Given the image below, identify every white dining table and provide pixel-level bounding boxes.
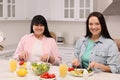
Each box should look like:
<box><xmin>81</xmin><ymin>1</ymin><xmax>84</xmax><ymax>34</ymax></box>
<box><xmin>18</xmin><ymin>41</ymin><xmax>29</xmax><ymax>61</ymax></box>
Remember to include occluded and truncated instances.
<box><xmin>0</xmin><ymin>59</ymin><xmax>120</xmax><ymax>80</ymax></box>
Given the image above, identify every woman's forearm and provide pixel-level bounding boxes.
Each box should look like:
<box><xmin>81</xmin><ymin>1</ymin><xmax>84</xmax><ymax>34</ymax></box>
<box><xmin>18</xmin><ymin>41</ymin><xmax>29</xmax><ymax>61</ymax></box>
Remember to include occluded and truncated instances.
<box><xmin>99</xmin><ymin>64</ymin><xmax>111</xmax><ymax>72</ymax></box>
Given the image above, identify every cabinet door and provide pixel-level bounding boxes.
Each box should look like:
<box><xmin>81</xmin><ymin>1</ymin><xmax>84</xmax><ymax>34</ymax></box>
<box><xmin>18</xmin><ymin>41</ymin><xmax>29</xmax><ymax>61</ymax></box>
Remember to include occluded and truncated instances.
<box><xmin>35</xmin><ymin>0</ymin><xmax>50</xmax><ymax>20</ymax></box>
<box><xmin>64</xmin><ymin>0</ymin><xmax>93</xmax><ymax>21</ymax></box>
<box><xmin>0</xmin><ymin>0</ymin><xmax>15</xmax><ymax>20</ymax></box>
<box><xmin>0</xmin><ymin>0</ymin><xmax>4</xmax><ymax>19</ymax></box>
<box><xmin>59</xmin><ymin>48</ymin><xmax>75</xmax><ymax>64</ymax></box>
<box><xmin>50</xmin><ymin>0</ymin><xmax>93</xmax><ymax>21</ymax></box>
<box><xmin>24</xmin><ymin>0</ymin><xmax>36</xmax><ymax>20</ymax></box>
<box><xmin>6</xmin><ymin>0</ymin><xmax>15</xmax><ymax>20</ymax></box>
<box><xmin>50</xmin><ymin>0</ymin><xmax>64</xmax><ymax>21</ymax></box>
<box><xmin>0</xmin><ymin>0</ymin><xmax>25</xmax><ymax>20</ymax></box>
<box><xmin>77</xmin><ymin>0</ymin><xmax>93</xmax><ymax>21</ymax></box>
<box><xmin>64</xmin><ymin>0</ymin><xmax>75</xmax><ymax>21</ymax></box>
<box><xmin>24</xmin><ymin>0</ymin><xmax>50</xmax><ymax>20</ymax></box>
<box><xmin>15</xmin><ymin>0</ymin><xmax>25</xmax><ymax>20</ymax></box>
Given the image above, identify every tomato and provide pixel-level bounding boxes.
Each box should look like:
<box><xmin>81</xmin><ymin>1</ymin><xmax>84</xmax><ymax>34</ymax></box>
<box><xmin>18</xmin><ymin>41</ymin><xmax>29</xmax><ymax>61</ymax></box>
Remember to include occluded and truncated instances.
<box><xmin>68</xmin><ymin>67</ymin><xmax>74</xmax><ymax>72</ymax></box>
<box><xmin>40</xmin><ymin>75</ymin><xmax>44</xmax><ymax>78</ymax></box>
<box><xmin>19</xmin><ymin>61</ymin><xmax>24</xmax><ymax>65</ymax></box>
<box><xmin>45</xmin><ymin>72</ymin><xmax>49</xmax><ymax>77</ymax></box>
<box><xmin>40</xmin><ymin>72</ymin><xmax>56</xmax><ymax>79</ymax></box>
<box><xmin>43</xmin><ymin>75</ymin><xmax>49</xmax><ymax>79</ymax></box>
<box><xmin>50</xmin><ymin>74</ymin><xmax>56</xmax><ymax>78</ymax></box>
<box><xmin>40</xmin><ymin>74</ymin><xmax>48</xmax><ymax>78</ymax></box>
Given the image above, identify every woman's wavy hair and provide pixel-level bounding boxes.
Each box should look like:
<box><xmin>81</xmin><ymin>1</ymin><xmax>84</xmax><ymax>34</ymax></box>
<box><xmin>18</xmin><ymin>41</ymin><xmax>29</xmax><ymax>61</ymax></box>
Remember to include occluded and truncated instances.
<box><xmin>30</xmin><ymin>15</ymin><xmax>52</xmax><ymax>37</ymax></box>
<box><xmin>85</xmin><ymin>12</ymin><xmax>112</xmax><ymax>39</ymax></box>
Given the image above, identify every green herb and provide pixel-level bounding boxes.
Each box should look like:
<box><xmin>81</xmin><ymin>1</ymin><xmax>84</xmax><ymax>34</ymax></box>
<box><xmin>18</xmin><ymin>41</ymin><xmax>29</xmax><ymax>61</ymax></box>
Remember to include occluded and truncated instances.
<box><xmin>87</xmin><ymin>69</ymin><xmax>92</xmax><ymax>73</ymax></box>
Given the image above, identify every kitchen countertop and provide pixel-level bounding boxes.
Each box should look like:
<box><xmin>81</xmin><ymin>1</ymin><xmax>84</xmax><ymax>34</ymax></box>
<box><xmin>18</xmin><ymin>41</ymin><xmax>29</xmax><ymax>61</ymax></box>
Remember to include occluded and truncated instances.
<box><xmin>0</xmin><ymin>44</ymin><xmax>17</xmax><ymax>56</ymax></box>
<box><xmin>1</xmin><ymin>59</ymin><xmax>120</xmax><ymax>80</ymax></box>
<box><xmin>58</xmin><ymin>44</ymin><xmax>75</xmax><ymax>49</ymax></box>
<box><xmin>0</xmin><ymin>43</ymin><xmax>75</xmax><ymax>56</ymax></box>
<box><xmin>0</xmin><ymin>43</ymin><xmax>75</xmax><ymax>62</ymax></box>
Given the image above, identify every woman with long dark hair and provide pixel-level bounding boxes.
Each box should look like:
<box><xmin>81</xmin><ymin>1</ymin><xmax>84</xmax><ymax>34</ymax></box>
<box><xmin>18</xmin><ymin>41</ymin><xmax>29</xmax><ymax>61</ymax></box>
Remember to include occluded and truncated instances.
<box><xmin>72</xmin><ymin>12</ymin><xmax>120</xmax><ymax>73</ymax></box>
<box><xmin>14</xmin><ymin>15</ymin><xmax>61</xmax><ymax>65</ymax></box>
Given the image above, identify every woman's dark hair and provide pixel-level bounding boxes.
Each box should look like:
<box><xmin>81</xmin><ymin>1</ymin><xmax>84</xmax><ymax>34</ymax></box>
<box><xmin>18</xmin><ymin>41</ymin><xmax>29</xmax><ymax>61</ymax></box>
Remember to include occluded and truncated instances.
<box><xmin>85</xmin><ymin>12</ymin><xmax>112</xmax><ymax>39</ymax></box>
<box><xmin>30</xmin><ymin>15</ymin><xmax>52</xmax><ymax>37</ymax></box>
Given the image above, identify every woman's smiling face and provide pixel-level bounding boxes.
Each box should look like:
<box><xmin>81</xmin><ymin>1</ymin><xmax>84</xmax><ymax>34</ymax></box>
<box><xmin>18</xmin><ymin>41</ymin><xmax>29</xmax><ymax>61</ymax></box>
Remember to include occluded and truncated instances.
<box><xmin>33</xmin><ymin>24</ymin><xmax>45</xmax><ymax>36</ymax></box>
<box><xmin>89</xmin><ymin>16</ymin><xmax>101</xmax><ymax>37</ymax></box>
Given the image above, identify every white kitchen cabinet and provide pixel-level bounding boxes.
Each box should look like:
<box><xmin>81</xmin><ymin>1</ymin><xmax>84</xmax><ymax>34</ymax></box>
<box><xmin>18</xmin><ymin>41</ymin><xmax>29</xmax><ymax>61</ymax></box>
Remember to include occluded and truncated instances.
<box><xmin>0</xmin><ymin>0</ymin><xmax>4</xmax><ymax>19</ymax></box>
<box><xmin>64</xmin><ymin>0</ymin><xmax>93</xmax><ymax>21</ymax></box>
<box><xmin>24</xmin><ymin>0</ymin><xmax>51</xmax><ymax>20</ymax></box>
<box><xmin>23</xmin><ymin>0</ymin><xmax>37</xmax><ymax>20</ymax></box>
<box><xmin>59</xmin><ymin>47</ymin><xmax>75</xmax><ymax>64</ymax></box>
<box><xmin>35</xmin><ymin>0</ymin><xmax>93</xmax><ymax>21</ymax></box>
<box><xmin>51</xmin><ymin>0</ymin><xmax>93</xmax><ymax>21</ymax></box>
<box><xmin>0</xmin><ymin>0</ymin><xmax>15</xmax><ymax>20</ymax></box>
<box><xmin>15</xmin><ymin>0</ymin><xmax>26</xmax><ymax>20</ymax></box>
<box><xmin>0</xmin><ymin>0</ymin><xmax>25</xmax><ymax>20</ymax></box>
<box><xmin>50</xmin><ymin>0</ymin><xmax>64</xmax><ymax>21</ymax></box>
<box><xmin>0</xmin><ymin>0</ymin><xmax>93</xmax><ymax>21</ymax></box>
<box><xmin>0</xmin><ymin>0</ymin><xmax>37</xmax><ymax>20</ymax></box>
<box><xmin>35</xmin><ymin>0</ymin><xmax>51</xmax><ymax>20</ymax></box>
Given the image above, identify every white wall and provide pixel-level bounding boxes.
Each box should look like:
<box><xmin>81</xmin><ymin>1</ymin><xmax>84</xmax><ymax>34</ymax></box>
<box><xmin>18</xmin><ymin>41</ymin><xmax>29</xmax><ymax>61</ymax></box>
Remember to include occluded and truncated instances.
<box><xmin>95</xmin><ymin>0</ymin><xmax>120</xmax><ymax>39</ymax></box>
<box><xmin>106</xmin><ymin>16</ymin><xmax>120</xmax><ymax>39</ymax></box>
<box><xmin>48</xmin><ymin>21</ymin><xmax>86</xmax><ymax>44</ymax></box>
<box><xmin>48</xmin><ymin>15</ymin><xmax>120</xmax><ymax>44</ymax></box>
<box><xmin>96</xmin><ymin>0</ymin><xmax>112</xmax><ymax>12</ymax></box>
<box><xmin>0</xmin><ymin>0</ymin><xmax>120</xmax><ymax>46</ymax></box>
<box><xmin>0</xmin><ymin>21</ymin><xmax>30</xmax><ymax>45</ymax></box>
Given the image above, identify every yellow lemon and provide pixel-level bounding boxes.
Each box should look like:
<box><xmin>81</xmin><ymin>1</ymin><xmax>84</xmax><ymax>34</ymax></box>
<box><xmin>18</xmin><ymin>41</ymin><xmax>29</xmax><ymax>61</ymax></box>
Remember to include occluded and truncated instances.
<box><xmin>17</xmin><ymin>67</ymin><xmax>28</xmax><ymax>77</ymax></box>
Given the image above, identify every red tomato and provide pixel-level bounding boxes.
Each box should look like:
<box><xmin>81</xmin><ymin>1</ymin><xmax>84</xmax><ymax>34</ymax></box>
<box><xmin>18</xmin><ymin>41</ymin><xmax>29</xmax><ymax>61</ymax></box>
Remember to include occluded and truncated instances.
<box><xmin>40</xmin><ymin>75</ymin><xmax>46</xmax><ymax>78</ymax></box>
<box><xmin>44</xmin><ymin>72</ymin><xmax>48</xmax><ymax>75</ymax></box>
<box><xmin>43</xmin><ymin>75</ymin><xmax>49</xmax><ymax>79</ymax></box>
<box><xmin>19</xmin><ymin>61</ymin><xmax>24</xmax><ymax>65</ymax></box>
<box><xmin>40</xmin><ymin>72</ymin><xmax>56</xmax><ymax>79</ymax></box>
<box><xmin>68</xmin><ymin>67</ymin><xmax>74</xmax><ymax>72</ymax></box>
<box><xmin>50</xmin><ymin>74</ymin><xmax>56</xmax><ymax>78</ymax></box>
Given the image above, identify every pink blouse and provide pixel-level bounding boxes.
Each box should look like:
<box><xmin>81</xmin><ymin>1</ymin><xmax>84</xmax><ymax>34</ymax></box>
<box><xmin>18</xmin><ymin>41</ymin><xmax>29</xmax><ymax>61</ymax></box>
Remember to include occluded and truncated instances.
<box><xmin>14</xmin><ymin>33</ymin><xmax>62</xmax><ymax>65</ymax></box>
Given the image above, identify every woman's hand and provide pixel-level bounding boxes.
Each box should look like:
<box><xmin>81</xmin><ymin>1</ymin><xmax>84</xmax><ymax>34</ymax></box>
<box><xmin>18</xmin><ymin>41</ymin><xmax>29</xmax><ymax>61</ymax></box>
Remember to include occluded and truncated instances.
<box><xmin>72</xmin><ymin>58</ymin><xmax>80</xmax><ymax>67</ymax></box>
<box><xmin>40</xmin><ymin>54</ymin><xmax>55</xmax><ymax>64</ymax></box>
<box><xmin>88</xmin><ymin>61</ymin><xmax>100</xmax><ymax>69</ymax></box>
<box><xmin>18</xmin><ymin>51</ymin><xmax>28</xmax><ymax>61</ymax></box>
<box><xmin>88</xmin><ymin>61</ymin><xmax>111</xmax><ymax>72</ymax></box>
<box><xmin>40</xmin><ymin>54</ymin><xmax>49</xmax><ymax>62</ymax></box>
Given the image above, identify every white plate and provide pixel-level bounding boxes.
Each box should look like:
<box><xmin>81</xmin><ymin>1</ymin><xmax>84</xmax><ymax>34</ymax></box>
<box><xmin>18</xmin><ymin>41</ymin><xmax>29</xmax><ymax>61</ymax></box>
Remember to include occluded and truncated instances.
<box><xmin>68</xmin><ymin>69</ymin><xmax>94</xmax><ymax>77</ymax></box>
<box><xmin>39</xmin><ymin>77</ymin><xmax>56</xmax><ymax>80</ymax></box>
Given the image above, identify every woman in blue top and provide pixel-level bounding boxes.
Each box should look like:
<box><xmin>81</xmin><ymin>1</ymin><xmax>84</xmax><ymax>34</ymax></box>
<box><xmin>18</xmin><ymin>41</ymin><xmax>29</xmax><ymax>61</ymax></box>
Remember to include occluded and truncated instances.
<box><xmin>72</xmin><ymin>12</ymin><xmax>120</xmax><ymax>73</ymax></box>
